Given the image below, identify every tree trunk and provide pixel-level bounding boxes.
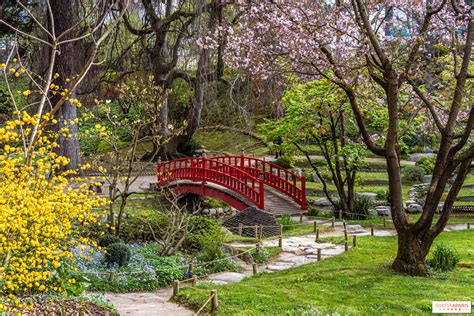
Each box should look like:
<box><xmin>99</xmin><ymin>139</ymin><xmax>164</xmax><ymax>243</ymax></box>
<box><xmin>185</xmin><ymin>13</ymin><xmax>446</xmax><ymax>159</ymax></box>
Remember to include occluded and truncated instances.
<box><xmin>392</xmin><ymin>230</ymin><xmax>430</xmax><ymax>276</ymax></box>
<box><xmin>49</xmin><ymin>0</ymin><xmax>82</xmax><ymax>170</ymax></box>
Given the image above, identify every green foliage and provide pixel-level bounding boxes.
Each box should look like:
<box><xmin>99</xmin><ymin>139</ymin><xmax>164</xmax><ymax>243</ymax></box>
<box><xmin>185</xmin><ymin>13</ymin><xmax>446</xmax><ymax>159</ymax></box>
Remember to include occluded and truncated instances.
<box><xmin>119</xmin><ymin>211</ymin><xmax>169</xmax><ymax>242</ymax></box>
<box><xmin>278</xmin><ymin>214</ymin><xmax>294</xmax><ymax>231</ymax></box>
<box><xmin>401</xmin><ymin>166</ymin><xmax>426</xmax><ymax>182</ymax></box>
<box><xmin>353</xmin><ymin>196</ymin><xmax>373</xmax><ymax>220</ymax></box>
<box><xmin>428</xmin><ymin>243</ymin><xmax>460</xmax><ymax>272</ymax></box>
<box><xmin>185</xmin><ymin>216</ymin><xmax>224</xmax><ymax>259</ymax></box>
<box><xmin>98</xmin><ymin>234</ymin><xmax>123</xmax><ymax>248</ymax></box>
<box><xmin>274</xmin><ymin>156</ymin><xmax>295</xmax><ymax>169</ymax></box>
<box><xmin>308</xmin><ymin>208</ymin><xmax>320</xmax><ymax>217</ymax></box>
<box><xmin>104</xmin><ymin>243</ymin><xmax>131</xmax><ymax>267</ymax></box>
<box><xmin>376</xmin><ymin>189</ymin><xmax>390</xmax><ymax>201</ymax></box>
<box><xmin>252</xmin><ymin>247</ymin><xmax>270</xmax><ymax>264</ymax></box>
<box><xmin>177</xmin><ymin>139</ymin><xmax>202</xmax><ymax>156</ymax></box>
<box><xmin>196</xmin><ymin>250</ymin><xmax>238</xmax><ymax>273</ymax></box>
<box><xmin>415</xmin><ymin>157</ymin><xmax>436</xmax><ymax>174</ymax></box>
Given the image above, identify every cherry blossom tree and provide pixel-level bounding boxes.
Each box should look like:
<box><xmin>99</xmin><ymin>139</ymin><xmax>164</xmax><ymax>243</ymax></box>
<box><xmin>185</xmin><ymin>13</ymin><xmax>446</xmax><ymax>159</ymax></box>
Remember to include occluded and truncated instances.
<box><xmin>225</xmin><ymin>0</ymin><xmax>473</xmax><ymax>276</ymax></box>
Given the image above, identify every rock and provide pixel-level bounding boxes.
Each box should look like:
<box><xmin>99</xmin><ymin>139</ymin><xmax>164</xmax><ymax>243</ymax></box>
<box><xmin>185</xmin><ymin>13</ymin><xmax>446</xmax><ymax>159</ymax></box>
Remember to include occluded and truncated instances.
<box><xmin>405</xmin><ymin>200</ymin><xmax>417</xmax><ymax>205</ymax></box>
<box><xmin>408</xmin><ymin>153</ymin><xmax>436</xmax><ymax>162</ymax></box>
<box><xmin>368</xmin><ymin>209</ymin><xmax>378</xmax><ymax>216</ymax></box>
<box><xmin>423</xmin><ymin>175</ymin><xmax>432</xmax><ymax>183</ymax></box>
<box><xmin>375</xmin><ymin>206</ymin><xmax>391</xmax><ymax>216</ymax></box>
<box><xmin>437</xmin><ymin>203</ymin><xmax>444</xmax><ymax>213</ymax></box>
<box><xmin>207</xmin><ymin>272</ymin><xmax>246</xmax><ymax>284</ymax></box>
<box><xmin>356</xmin><ymin>192</ymin><xmax>378</xmax><ymax>200</ymax></box>
<box><xmin>406</xmin><ymin>203</ymin><xmax>423</xmax><ymax>213</ymax></box>
<box><xmin>314</xmin><ymin>198</ymin><xmax>333</xmax><ymax>207</ymax></box>
<box><xmin>201</xmin><ymin>209</ymin><xmax>210</xmax><ymax>215</ymax></box>
<box><xmin>423</xmin><ymin>147</ymin><xmax>434</xmax><ymax>153</ymax></box>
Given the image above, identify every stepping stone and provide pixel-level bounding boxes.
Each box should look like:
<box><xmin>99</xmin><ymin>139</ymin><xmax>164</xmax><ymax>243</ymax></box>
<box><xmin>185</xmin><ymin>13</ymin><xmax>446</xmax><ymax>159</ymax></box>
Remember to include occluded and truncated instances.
<box><xmin>280</xmin><ymin>256</ymin><xmax>307</xmax><ymax>264</ymax></box>
<box><xmin>266</xmin><ymin>264</ymin><xmax>293</xmax><ymax>271</ymax></box>
<box><xmin>322</xmin><ymin>247</ymin><xmax>345</xmax><ymax>256</ymax></box>
<box><xmin>207</xmin><ymin>272</ymin><xmax>246</xmax><ymax>284</ymax></box>
<box><xmin>374</xmin><ymin>231</ymin><xmax>395</xmax><ymax>236</ymax></box>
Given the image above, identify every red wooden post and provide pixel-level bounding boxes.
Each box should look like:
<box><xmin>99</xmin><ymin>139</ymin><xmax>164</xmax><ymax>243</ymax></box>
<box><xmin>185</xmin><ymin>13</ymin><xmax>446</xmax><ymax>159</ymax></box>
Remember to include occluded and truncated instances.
<box><xmin>301</xmin><ymin>169</ymin><xmax>307</xmax><ymax>210</ymax></box>
<box><xmin>259</xmin><ymin>180</ymin><xmax>265</xmax><ymax>209</ymax></box>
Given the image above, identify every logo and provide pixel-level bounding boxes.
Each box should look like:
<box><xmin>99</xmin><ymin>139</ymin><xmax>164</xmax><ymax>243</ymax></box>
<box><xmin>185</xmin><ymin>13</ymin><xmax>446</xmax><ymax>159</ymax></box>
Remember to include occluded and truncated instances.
<box><xmin>432</xmin><ymin>301</ymin><xmax>471</xmax><ymax>314</ymax></box>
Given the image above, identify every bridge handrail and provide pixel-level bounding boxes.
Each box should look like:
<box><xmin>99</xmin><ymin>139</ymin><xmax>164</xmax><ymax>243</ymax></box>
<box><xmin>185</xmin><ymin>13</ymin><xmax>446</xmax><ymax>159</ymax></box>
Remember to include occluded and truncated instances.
<box><xmin>211</xmin><ymin>156</ymin><xmax>306</xmax><ymax>209</ymax></box>
<box><xmin>157</xmin><ymin>157</ymin><xmax>265</xmax><ymax>209</ymax></box>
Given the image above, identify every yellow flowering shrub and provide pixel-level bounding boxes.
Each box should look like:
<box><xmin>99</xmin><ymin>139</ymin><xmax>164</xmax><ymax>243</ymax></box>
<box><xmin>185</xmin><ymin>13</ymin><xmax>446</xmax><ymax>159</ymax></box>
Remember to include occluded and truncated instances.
<box><xmin>0</xmin><ymin>115</ymin><xmax>106</xmax><ymax>296</ymax></box>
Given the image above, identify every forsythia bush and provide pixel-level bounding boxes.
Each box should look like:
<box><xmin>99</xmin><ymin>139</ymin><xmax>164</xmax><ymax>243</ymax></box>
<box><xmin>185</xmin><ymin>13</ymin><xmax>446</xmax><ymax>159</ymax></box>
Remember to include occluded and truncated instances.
<box><xmin>0</xmin><ymin>115</ymin><xmax>106</xmax><ymax>296</ymax></box>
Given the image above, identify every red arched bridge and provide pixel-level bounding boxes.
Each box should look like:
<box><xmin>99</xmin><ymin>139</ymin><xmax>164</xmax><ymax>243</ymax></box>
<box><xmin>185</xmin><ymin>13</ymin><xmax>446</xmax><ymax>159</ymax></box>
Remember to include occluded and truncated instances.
<box><xmin>157</xmin><ymin>156</ymin><xmax>307</xmax><ymax>215</ymax></box>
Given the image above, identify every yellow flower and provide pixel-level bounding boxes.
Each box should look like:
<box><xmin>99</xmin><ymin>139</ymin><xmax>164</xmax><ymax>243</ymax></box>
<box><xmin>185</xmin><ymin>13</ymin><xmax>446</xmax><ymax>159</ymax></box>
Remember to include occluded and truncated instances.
<box><xmin>22</xmin><ymin>90</ymin><xmax>31</xmax><ymax>97</ymax></box>
<box><xmin>0</xmin><ymin>63</ymin><xmax>6</xmax><ymax>69</ymax></box>
<box><xmin>53</xmin><ymin>73</ymin><xmax>60</xmax><ymax>79</ymax></box>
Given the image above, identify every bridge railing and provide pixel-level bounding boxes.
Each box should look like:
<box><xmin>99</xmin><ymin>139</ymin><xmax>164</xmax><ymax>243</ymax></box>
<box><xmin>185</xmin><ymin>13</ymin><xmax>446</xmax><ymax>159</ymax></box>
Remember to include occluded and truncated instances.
<box><xmin>211</xmin><ymin>156</ymin><xmax>306</xmax><ymax>209</ymax></box>
<box><xmin>157</xmin><ymin>157</ymin><xmax>265</xmax><ymax>209</ymax></box>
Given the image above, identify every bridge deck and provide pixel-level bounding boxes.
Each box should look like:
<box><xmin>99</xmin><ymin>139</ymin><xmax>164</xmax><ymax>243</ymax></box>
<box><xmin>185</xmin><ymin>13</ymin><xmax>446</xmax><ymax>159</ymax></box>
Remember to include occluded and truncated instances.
<box><xmin>164</xmin><ymin>180</ymin><xmax>303</xmax><ymax>216</ymax></box>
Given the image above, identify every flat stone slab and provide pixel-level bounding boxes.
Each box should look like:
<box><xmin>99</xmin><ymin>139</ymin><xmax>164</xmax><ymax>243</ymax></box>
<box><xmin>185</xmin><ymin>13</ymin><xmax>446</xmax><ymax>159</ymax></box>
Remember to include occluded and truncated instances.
<box><xmin>207</xmin><ymin>272</ymin><xmax>246</xmax><ymax>284</ymax></box>
<box><xmin>105</xmin><ymin>292</ymin><xmax>193</xmax><ymax>316</ymax></box>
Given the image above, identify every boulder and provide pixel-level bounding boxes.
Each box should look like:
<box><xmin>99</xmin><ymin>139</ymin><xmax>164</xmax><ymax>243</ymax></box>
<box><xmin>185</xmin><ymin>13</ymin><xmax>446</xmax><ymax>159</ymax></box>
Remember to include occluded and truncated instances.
<box><xmin>356</xmin><ymin>192</ymin><xmax>378</xmax><ymax>200</ymax></box>
<box><xmin>314</xmin><ymin>198</ymin><xmax>334</xmax><ymax>207</ymax></box>
<box><xmin>406</xmin><ymin>203</ymin><xmax>423</xmax><ymax>213</ymax></box>
<box><xmin>423</xmin><ymin>175</ymin><xmax>432</xmax><ymax>183</ymax></box>
<box><xmin>368</xmin><ymin>209</ymin><xmax>378</xmax><ymax>216</ymax></box>
<box><xmin>375</xmin><ymin>206</ymin><xmax>391</xmax><ymax>216</ymax></box>
<box><xmin>437</xmin><ymin>203</ymin><xmax>445</xmax><ymax>213</ymax></box>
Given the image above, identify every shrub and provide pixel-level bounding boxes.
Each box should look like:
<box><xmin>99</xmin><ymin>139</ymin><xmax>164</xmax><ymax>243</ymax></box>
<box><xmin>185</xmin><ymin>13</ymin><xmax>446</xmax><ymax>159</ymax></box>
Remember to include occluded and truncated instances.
<box><xmin>352</xmin><ymin>196</ymin><xmax>373</xmax><ymax>220</ymax></box>
<box><xmin>197</xmin><ymin>250</ymin><xmax>238</xmax><ymax>273</ymax></box>
<box><xmin>104</xmin><ymin>243</ymin><xmax>131</xmax><ymax>267</ymax></box>
<box><xmin>416</xmin><ymin>157</ymin><xmax>436</xmax><ymax>174</ymax></box>
<box><xmin>0</xmin><ymin>116</ymin><xmax>106</xmax><ymax>295</ymax></box>
<box><xmin>177</xmin><ymin>139</ymin><xmax>202</xmax><ymax>156</ymax></box>
<box><xmin>308</xmin><ymin>208</ymin><xmax>320</xmax><ymax>217</ymax></box>
<box><xmin>252</xmin><ymin>247</ymin><xmax>270</xmax><ymax>264</ymax></box>
<box><xmin>98</xmin><ymin>234</ymin><xmax>123</xmax><ymax>248</ymax></box>
<box><xmin>274</xmin><ymin>156</ymin><xmax>295</xmax><ymax>169</ymax></box>
<box><xmin>401</xmin><ymin>165</ymin><xmax>426</xmax><ymax>182</ymax></box>
<box><xmin>376</xmin><ymin>189</ymin><xmax>390</xmax><ymax>202</ymax></box>
<box><xmin>278</xmin><ymin>214</ymin><xmax>294</xmax><ymax>231</ymax></box>
<box><xmin>427</xmin><ymin>243</ymin><xmax>460</xmax><ymax>272</ymax></box>
<box><xmin>185</xmin><ymin>216</ymin><xmax>224</xmax><ymax>259</ymax></box>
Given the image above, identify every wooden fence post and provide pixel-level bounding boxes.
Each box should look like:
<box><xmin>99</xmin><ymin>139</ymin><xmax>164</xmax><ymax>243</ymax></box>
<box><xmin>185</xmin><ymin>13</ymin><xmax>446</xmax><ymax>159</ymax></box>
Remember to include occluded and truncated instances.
<box><xmin>315</xmin><ymin>228</ymin><xmax>320</xmax><ymax>242</ymax></box>
<box><xmin>255</xmin><ymin>243</ymin><xmax>260</xmax><ymax>255</ymax></box>
<box><xmin>353</xmin><ymin>235</ymin><xmax>357</xmax><ymax>247</ymax></box>
<box><xmin>252</xmin><ymin>263</ymin><xmax>258</xmax><ymax>275</ymax></box>
<box><xmin>280</xmin><ymin>224</ymin><xmax>283</xmax><ymax>237</ymax></box>
<box><xmin>344</xmin><ymin>229</ymin><xmax>348</xmax><ymax>241</ymax></box>
<box><xmin>468</xmin><ymin>223</ymin><xmax>471</xmax><ymax>229</ymax></box>
<box><xmin>383</xmin><ymin>215</ymin><xmax>387</xmax><ymax>228</ymax></box>
<box><xmin>211</xmin><ymin>289</ymin><xmax>218</xmax><ymax>312</ymax></box>
<box><xmin>344</xmin><ymin>242</ymin><xmax>348</xmax><ymax>252</ymax></box>
<box><xmin>331</xmin><ymin>217</ymin><xmax>335</xmax><ymax>228</ymax></box>
<box><xmin>108</xmin><ymin>272</ymin><xmax>115</xmax><ymax>282</ymax></box>
<box><xmin>173</xmin><ymin>280</ymin><xmax>180</xmax><ymax>297</ymax></box>
<box><xmin>317</xmin><ymin>248</ymin><xmax>321</xmax><ymax>261</ymax></box>
<box><xmin>238</xmin><ymin>223</ymin><xmax>243</xmax><ymax>236</ymax></box>
<box><xmin>259</xmin><ymin>224</ymin><xmax>263</xmax><ymax>240</ymax></box>
<box><xmin>313</xmin><ymin>221</ymin><xmax>317</xmax><ymax>233</ymax></box>
<box><xmin>299</xmin><ymin>213</ymin><xmax>303</xmax><ymax>223</ymax></box>
<box><xmin>278</xmin><ymin>236</ymin><xmax>283</xmax><ymax>249</ymax></box>
<box><xmin>371</xmin><ymin>226</ymin><xmax>374</xmax><ymax>236</ymax></box>
<box><xmin>254</xmin><ymin>225</ymin><xmax>258</xmax><ymax>240</ymax></box>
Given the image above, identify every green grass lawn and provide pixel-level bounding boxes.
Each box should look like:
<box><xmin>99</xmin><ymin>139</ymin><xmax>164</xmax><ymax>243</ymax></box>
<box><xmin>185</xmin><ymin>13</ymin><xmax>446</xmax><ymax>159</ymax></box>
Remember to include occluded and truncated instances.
<box><xmin>195</xmin><ymin>130</ymin><xmax>270</xmax><ymax>156</ymax></box>
<box><xmin>176</xmin><ymin>230</ymin><xmax>474</xmax><ymax>315</ymax></box>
